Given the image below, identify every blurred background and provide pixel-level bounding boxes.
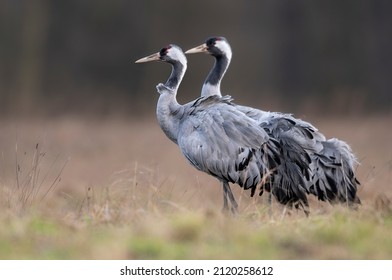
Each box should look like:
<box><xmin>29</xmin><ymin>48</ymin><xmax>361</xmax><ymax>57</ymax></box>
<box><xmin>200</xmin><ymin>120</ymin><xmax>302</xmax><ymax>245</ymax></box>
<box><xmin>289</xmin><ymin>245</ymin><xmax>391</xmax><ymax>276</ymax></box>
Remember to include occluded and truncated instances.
<box><xmin>1</xmin><ymin>1</ymin><xmax>391</xmax><ymax>260</ymax></box>
<box><xmin>1</xmin><ymin>0</ymin><xmax>391</xmax><ymax>118</ymax></box>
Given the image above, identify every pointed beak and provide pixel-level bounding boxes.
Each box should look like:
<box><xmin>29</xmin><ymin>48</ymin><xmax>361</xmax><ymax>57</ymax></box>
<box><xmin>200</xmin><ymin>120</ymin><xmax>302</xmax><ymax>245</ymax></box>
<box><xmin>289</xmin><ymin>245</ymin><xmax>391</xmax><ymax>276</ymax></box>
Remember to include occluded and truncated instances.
<box><xmin>135</xmin><ymin>52</ymin><xmax>161</xmax><ymax>63</ymax></box>
<box><xmin>185</xmin><ymin>43</ymin><xmax>208</xmax><ymax>54</ymax></box>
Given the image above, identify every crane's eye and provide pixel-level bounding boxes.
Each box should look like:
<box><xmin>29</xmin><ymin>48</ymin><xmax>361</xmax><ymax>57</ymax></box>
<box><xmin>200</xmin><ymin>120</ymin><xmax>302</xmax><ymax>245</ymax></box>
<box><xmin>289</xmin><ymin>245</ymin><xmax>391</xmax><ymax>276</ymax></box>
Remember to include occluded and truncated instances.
<box><xmin>159</xmin><ymin>48</ymin><xmax>167</xmax><ymax>56</ymax></box>
<box><xmin>206</xmin><ymin>38</ymin><xmax>216</xmax><ymax>47</ymax></box>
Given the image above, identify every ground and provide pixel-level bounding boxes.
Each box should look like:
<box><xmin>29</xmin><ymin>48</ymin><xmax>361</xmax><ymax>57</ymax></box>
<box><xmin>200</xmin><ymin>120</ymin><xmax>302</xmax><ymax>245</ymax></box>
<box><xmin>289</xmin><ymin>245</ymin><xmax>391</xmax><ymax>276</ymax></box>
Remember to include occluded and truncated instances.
<box><xmin>0</xmin><ymin>114</ymin><xmax>391</xmax><ymax>259</ymax></box>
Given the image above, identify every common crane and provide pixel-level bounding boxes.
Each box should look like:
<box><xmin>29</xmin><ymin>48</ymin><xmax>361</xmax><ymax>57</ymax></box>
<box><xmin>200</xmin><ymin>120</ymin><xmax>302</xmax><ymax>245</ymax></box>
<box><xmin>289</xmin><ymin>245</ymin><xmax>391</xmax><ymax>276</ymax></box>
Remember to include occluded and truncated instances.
<box><xmin>185</xmin><ymin>36</ymin><xmax>361</xmax><ymax>206</ymax></box>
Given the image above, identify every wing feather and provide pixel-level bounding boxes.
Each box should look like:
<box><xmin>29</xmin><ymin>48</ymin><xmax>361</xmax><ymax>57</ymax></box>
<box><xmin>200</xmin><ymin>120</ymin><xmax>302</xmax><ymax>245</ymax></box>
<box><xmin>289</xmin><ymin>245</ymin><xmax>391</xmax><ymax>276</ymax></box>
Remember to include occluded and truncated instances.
<box><xmin>178</xmin><ymin>96</ymin><xmax>270</xmax><ymax>191</ymax></box>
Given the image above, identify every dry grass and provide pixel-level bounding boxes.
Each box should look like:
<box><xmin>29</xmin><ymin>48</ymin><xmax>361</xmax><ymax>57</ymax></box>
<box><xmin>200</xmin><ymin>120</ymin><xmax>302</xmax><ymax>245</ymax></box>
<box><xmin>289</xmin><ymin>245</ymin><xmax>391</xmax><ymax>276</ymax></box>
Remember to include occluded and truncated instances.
<box><xmin>0</xmin><ymin>114</ymin><xmax>391</xmax><ymax>259</ymax></box>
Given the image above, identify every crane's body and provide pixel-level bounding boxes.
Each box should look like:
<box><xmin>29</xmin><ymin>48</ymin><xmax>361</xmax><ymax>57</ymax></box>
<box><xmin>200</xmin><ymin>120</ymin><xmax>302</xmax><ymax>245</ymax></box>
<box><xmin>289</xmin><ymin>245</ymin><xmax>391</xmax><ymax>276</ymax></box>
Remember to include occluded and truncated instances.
<box><xmin>185</xmin><ymin>37</ymin><xmax>360</xmax><ymax>206</ymax></box>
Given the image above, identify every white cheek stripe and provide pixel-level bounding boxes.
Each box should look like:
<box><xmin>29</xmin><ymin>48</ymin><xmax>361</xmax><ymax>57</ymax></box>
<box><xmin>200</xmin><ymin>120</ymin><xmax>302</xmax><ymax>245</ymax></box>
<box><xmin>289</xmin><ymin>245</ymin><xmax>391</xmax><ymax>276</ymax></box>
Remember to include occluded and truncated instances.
<box><xmin>169</xmin><ymin>48</ymin><xmax>188</xmax><ymax>67</ymax></box>
<box><xmin>216</xmin><ymin>41</ymin><xmax>232</xmax><ymax>61</ymax></box>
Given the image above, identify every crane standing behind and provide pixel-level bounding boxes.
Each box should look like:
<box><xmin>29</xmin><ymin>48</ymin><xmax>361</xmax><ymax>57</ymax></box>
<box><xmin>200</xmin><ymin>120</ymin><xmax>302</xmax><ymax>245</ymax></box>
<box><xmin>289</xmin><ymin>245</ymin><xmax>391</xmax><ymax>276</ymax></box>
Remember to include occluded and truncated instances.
<box><xmin>185</xmin><ymin>37</ymin><xmax>360</xmax><ymax>207</ymax></box>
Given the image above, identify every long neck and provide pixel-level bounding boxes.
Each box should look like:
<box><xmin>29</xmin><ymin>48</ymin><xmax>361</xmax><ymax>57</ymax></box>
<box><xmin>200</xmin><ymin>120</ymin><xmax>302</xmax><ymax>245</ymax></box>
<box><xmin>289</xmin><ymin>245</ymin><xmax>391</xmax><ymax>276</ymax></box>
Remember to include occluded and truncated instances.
<box><xmin>157</xmin><ymin>61</ymin><xmax>186</xmax><ymax>144</ymax></box>
<box><xmin>165</xmin><ymin>60</ymin><xmax>186</xmax><ymax>91</ymax></box>
<box><xmin>201</xmin><ymin>54</ymin><xmax>231</xmax><ymax>97</ymax></box>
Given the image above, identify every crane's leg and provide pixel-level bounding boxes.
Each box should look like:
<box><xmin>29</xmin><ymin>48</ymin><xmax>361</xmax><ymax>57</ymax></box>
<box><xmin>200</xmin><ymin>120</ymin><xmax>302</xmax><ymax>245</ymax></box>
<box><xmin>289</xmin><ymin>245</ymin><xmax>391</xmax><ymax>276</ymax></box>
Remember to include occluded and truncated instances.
<box><xmin>222</xmin><ymin>181</ymin><xmax>238</xmax><ymax>214</ymax></box>
<box><xmin>222</xmin><ymin>182</ymin><xmax>229</xmax><ymax>212</ymax></box>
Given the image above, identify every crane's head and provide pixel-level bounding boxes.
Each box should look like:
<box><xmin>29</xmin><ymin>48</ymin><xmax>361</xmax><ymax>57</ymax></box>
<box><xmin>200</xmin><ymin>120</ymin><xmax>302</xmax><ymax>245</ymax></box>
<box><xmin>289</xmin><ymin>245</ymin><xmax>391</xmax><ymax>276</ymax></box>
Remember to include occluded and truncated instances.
<box><xmin>185</xmin><ymin>37</ymin><xmax>232</xmax><ymax>60</ymax></box>
<box><xmin>135</xmin><ymin>44</ymin><xmax>187</xmax><ymax>66</ymax></box>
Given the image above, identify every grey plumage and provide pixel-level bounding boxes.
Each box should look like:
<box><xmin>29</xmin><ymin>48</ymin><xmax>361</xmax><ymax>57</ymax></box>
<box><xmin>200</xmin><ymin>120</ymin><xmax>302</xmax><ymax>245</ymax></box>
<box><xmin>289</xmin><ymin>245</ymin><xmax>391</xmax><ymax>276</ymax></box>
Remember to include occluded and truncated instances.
<box><xmin>185</xmin><ymin>36</ymin><xmax>361</xmax><ymax>207</ymax></box>
<box><xmin>136</xmin><ymin>44</ymin><xmax>310</xmax><ymax>213</ymax></box>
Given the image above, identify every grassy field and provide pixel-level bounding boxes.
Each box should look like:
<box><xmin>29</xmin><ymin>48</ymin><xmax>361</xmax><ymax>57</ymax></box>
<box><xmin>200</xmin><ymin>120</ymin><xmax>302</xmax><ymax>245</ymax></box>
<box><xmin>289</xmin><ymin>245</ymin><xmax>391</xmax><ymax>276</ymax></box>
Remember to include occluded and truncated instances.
<box><xmin>0</xmin><ymin>115</ymin><xmax>391</xmax><ymax>259</ymax></box>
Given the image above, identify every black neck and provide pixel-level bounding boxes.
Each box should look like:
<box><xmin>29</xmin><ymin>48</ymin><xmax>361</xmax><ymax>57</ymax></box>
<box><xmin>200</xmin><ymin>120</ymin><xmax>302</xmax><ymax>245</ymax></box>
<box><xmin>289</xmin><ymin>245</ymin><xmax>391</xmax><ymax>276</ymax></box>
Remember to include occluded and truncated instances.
<box><xmin>205</xmin><ymin>55</ymin><xmax>230</xmax><ymax>86</ymax></box>
<box><xmin>165</xmin><ymin>61</ymin><xmax>185</xmax><ymax>90</ymax></box>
